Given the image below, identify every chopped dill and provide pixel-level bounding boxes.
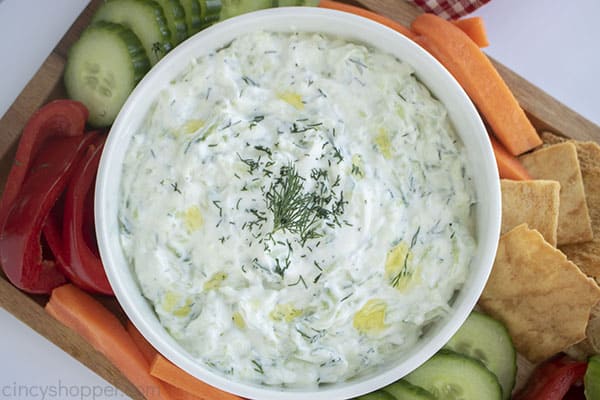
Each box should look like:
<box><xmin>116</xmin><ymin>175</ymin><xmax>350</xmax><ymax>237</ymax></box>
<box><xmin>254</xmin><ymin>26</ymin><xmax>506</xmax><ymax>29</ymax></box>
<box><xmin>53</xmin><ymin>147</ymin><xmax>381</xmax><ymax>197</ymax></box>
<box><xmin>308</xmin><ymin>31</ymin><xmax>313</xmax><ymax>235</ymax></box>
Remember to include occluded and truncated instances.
<box><xmin>391</xmin><ymin>252</ymin><xmax>411</xmax><ymax>288</ymax></box>
<box><xmin>249</xmin><ymin>115</ymin><xmax>265</xmax><ymax>129</ymax></box>
<box><xmin>242</xmin><ymin>76</ymin><xmax>258</xmax><ymax>87</ymax></box>
<box><xmin>288</xmin><ymin>275</ymin><xmax>308</xmax><ymax>289</ymax></box>
<box><xmin>313</xmin><ymin>273</ymin><xmax>322</xmax><ymax>284</ymax></box>
<box><xmin>170</xmin><ymin>182</ymin><xmax>181</xmax><ymax>193</ymax></box>
<box><xmin>237</xmin><ymin>153</ymin><xmax>261</xmax><ymax>174</ymax></box>
<box><xmin>254</xmin><ymin>145</ymin><xmax>272</xmax><ymax>156</ymax></box>
<box><xmin>212</xmin><ymin>200</ymin><xmax>223</xmax><ymax>217</ymax></box>
<box><xmin>410</xmin><ymin>226</ymin><xmax>421</xmax><ymax>248</ymax></box>
<box><xmin>340</xmin><ymin>292</ymin><xmax>353</xmax><ymax>302</ymax></box>
<box><xmin>251</xmin><ymin>359</ymin><xmax>264</xmax><ymax>374</ymax></box>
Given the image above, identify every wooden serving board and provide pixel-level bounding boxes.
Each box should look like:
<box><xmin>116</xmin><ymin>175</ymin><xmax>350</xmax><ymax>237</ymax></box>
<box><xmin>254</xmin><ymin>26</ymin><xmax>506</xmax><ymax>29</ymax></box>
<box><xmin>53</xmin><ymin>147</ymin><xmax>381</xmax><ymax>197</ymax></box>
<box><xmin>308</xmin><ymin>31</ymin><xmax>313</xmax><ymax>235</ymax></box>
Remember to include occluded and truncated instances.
<box><xmin>0</xmin><ymin>1</ymin><xmax>599</xmax><ymax>399</ymax></box>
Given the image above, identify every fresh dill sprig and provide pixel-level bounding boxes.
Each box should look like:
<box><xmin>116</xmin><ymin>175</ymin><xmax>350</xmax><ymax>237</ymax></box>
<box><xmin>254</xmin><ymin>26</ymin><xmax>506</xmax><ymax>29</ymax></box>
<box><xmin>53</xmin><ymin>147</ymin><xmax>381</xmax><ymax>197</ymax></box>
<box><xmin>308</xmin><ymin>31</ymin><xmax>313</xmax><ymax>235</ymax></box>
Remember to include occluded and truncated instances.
<box><xmin>265</xmin><ymin>163</ymin><xmax>323</xmax><ymax>244</ymax></box>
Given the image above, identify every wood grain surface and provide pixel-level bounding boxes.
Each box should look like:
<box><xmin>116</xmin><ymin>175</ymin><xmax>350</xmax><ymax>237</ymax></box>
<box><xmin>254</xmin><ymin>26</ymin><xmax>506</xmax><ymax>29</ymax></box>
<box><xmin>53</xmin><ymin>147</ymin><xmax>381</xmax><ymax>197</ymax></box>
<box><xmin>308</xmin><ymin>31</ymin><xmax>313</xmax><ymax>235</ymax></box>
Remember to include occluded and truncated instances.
<box><xmin>0</xmin><ymin>0</ymin><xmax>598</xmax><ymax>399</ymax></box>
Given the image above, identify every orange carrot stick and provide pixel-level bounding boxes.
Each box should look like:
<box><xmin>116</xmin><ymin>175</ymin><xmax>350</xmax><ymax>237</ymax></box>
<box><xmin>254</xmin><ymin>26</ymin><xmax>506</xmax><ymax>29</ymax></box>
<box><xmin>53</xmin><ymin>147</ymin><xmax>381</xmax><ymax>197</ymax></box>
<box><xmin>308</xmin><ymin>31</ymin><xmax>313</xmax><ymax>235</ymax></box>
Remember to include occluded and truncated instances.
<box><xmin>126</xmin><ymin>320</ymin><xmax>159</xmax><ymax>364</ymax></box>
<box><xmin>45</xmin><ymin>284</ymin><xmax>173</xmax><ymax>400</ymax></box>
<box><xmin>451</xmin><ymin>17</ymin><xmax>489</xmax><ymax>47</ymax></box>
<box><xmin>150</xmin><ymin>354</ymin><xmax>243</xmax><ymax>400</ymax></box>
<box><xmin>412</xmin><ymin>14</ymin><xmax>542</xmax><ymax>156</ymax></box>
<box><xmin>126</xmin><ymin>322</ymin><xmax>205</xmax><ymax>400</ymax></box>
<box><xmin>489</xmin><ymin>135</ymin><xmax>531</xmax><ymax>180</ymax></box>
<box><xmin>319</xmin><ymin>0</ymin><xmax>416</xmax><ymax>40</ymax></box>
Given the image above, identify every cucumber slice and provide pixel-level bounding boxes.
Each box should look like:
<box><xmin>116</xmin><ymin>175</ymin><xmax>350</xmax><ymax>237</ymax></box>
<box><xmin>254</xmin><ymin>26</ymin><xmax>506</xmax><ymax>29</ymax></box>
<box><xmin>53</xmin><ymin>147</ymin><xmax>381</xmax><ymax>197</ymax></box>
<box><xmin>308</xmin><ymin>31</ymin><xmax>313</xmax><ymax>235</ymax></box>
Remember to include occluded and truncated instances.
<box><xmin>404</xmin><ymin>350</ymin><xmax>502</xmax><ymax>400</ymax></box>
<box><xmin>199</xmin><ymin>0</ymin><xmax>222</xmax><ymax>27</ymax></box>
<box><xmin>180</xmin><ymin>0</ymin><xmax>203</xmax><ymax>35</ymax></box>
<box><xmin>273</xmin><ymin>1</ymin><xmax>317</xmax><ymax>7</ymax></box>
<box><xmin>92</xmin><ymin>0</ymin><xmax>172</xmax><ymax>65</ymax></box>
<box><xmin>585</xmin><ymin>355</ymin><xmax>600</xmax><ymax>400</ymax></box>
<box><xmin>383</xmin><ymin>380</ymin><xmax>435</xmax><ymax>400</ymax></box>
<box><xmin>219</xmin><ymin>0</ymin><xmax>273</xmax><ymax>20</ymax></box>
<box><xmin>355</xmin><ymin>392</ymin><xmax>395</xmax><ymax>400</ymax></box>
<box><xmin>65</xmin><ymin>21</ymin><xmax>151</xmax><ymax>127</ymax></box>
<box><xmin>154</xmin><ymin>0</ymin><xmax>188</xmax><ymax>45</ymax></box>
<box><xmin>443</xmin><ymin>311</ymin><xmax>516</xmax><ymax>400</ymax></box>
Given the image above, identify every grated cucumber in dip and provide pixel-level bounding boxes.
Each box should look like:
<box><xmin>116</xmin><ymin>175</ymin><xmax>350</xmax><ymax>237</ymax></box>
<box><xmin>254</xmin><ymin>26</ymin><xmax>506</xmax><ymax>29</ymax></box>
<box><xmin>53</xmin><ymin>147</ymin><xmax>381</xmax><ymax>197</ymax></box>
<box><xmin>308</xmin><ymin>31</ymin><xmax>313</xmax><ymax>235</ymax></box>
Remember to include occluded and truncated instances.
<box><xmin>118</xmin><ymin>31</ymin><xmax>477</xmax><ymax>387</ymax></box>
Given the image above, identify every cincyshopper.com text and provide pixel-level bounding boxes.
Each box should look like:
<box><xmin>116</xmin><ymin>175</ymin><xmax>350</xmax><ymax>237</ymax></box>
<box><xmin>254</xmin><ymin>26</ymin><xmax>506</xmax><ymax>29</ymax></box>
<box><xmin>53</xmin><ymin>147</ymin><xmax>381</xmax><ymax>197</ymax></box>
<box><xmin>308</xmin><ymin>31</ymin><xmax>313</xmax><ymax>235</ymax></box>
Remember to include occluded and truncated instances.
<box><xmin>1</xmin><ymin>380</ymin><xmax>160</xmax><ymax>399</ymax></box>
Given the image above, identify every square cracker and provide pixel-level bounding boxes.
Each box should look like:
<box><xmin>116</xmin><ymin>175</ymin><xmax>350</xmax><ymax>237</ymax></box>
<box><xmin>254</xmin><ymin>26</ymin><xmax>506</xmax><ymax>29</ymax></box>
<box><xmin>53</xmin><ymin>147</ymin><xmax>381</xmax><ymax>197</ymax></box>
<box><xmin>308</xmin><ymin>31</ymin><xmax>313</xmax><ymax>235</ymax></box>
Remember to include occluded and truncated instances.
<box><xmin>541</xmin><ymin>132</ymin><xmax>600</xmax><ymax>281</ymax></box>
<box><xmin>500</xmin><ymin>179</ymin><xmax>560</xmax><ymax>246</ymax></box>
<box><xmin>479</xmin><ymin>224</ymin><xmax>600</xmax><ymax>362</ymax></box>
<box><xmin>520</xmin><ymin>142</ymin><xmax>593</xmax><ymax>245</ymax></box>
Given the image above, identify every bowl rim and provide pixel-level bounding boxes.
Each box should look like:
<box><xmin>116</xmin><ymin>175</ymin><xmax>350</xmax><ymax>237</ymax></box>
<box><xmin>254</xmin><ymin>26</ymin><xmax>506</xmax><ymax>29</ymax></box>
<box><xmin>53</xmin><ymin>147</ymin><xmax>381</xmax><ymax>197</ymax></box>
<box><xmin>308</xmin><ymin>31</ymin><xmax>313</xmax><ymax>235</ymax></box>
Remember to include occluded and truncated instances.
<box><xmin>95</xmin><ymin>7</ymin><xmax>501</xmax><ymax>400</ymax></box>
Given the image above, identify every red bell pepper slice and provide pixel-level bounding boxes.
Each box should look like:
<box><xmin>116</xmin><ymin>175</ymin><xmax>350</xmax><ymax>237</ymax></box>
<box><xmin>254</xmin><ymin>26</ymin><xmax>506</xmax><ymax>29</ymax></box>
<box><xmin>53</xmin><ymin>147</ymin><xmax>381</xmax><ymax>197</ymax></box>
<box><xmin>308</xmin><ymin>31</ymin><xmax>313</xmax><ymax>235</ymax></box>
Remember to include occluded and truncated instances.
<box><xmin>0</xmin><ymin>132</ymin><xmax>99</xmax><ymax>293</ymax></box>
<box><xmin>61</xmin><ymin>136</ymin><xmax>113</xmax><ymax>295</ymax></box>
<box><xmin>514</xmin><ymin>354</ymin><xmax>588</xmax><ymax>400</ymax></box>
<box><xmin>0</xmin><ymin>100</ymin><xmax>88</xmax><ymax>227</ymax></box>
<box><xmin>42</xmin><ymin>195</ymin><xmax>68</xmax><ymax>270</ymax></box>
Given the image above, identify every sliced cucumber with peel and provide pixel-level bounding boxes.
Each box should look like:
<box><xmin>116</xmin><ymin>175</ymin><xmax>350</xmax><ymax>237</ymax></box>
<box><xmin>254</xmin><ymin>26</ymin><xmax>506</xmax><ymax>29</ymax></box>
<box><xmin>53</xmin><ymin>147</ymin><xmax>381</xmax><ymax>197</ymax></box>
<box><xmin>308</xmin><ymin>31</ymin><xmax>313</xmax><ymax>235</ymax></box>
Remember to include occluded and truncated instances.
<box><xmin>180</xmin><ymin>0</ymin><xmax>203</xmax><ymax>35</ymax></box>
<box><xmin>355</xmin><ymin>392</ymin><xmax>395</xmax><ymax>400</ymax></box>
<box><xmin>219</xmin><ymin>0</ymin><xmax>274</xmax><ymax>20</ymax></box>
<box><xmin>275</xmin><ymin>0</ymin><xmax>317</xmax><ymax>5</ymax></box>
<box><xmin>404</xmin><ymin>350</ymin><xmax>502</xmax><ymax>400</ymax></box>
<box><xmin>443</xmin><ymin>311</ymin><xmax>516</xmax><ymax>400</ymax></box>
<box><xmin>154</xmin><ymin>0</ymin><xmax>188</xmax><ymax>45</ymax></box>
<box><xmin>382</xmin><ymin>380</ymin><xmax>435</xmax><ymax>400</ymax></box>
<box><xmin>585</xmin><ymin>355</ymin><xmax>600</xmax><ymax>400</ymax></box>
<box><xmin>65</xmin><ymin>21</ymin><xmax>150</xmax><ymax>127</ymax></box>
<box><xmin>198</xmin><ymin>0</ymin><xmax>222</xmax><ymax>28</ymax></box>
<box><xmin>92</xmin><ymin>0</ymin><xmax>172</xmax><ymax>65</ymax></box>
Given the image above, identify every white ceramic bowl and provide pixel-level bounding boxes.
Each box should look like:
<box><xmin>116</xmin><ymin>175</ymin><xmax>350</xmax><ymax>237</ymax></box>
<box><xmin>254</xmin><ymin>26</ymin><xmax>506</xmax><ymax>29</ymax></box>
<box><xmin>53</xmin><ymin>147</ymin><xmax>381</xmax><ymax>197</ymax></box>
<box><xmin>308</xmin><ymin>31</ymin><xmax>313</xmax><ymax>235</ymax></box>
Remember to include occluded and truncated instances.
<box><xmin>96</xmin><ymin>7</ymin><xmax>501</xmax><ymax>400</ymax></box>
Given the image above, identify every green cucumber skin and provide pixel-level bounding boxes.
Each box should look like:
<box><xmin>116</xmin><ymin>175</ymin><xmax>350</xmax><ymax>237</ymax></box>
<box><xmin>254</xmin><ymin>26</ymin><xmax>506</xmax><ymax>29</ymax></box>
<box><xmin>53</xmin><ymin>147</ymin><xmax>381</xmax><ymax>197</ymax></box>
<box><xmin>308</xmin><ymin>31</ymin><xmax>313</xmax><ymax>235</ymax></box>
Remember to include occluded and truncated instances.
<box><xmin>92</xmin><ymin>0</ymin><xmax>173</xmax><ymax>65</ymax></box>
<box><xmin>274</xmin><ymin>0</ymin><xmax>298</xmax><ymax>5</ymax></box>
<box><xmin>197</xmin><ymin>0</ymin><xmax>222</xmax><ymax>28</ymax></box>
<box><xmin>405</xmin><ymin>350</ymin><xmax>502</xmax><ymax>400</ymax></box>
<box><xmin>155</xmin><ymin>0</ymin><xmax>188</xmax><ymax>45</ymax></box>
<box><xmin>443</xmin><ymin>311</ymin><xmax>516</xmax><ymax>400</ymax></box>
<box><xmin>355</xmin><ymin>392</ymin><xmax>395</xmax><ymax>400</ymax></box>
<box><xmin>65</xmin><ymin>21</ymin><xmax>150</xmax><ymax>127</ymax></box>
<box><xmin>382</xmin><ymin>380</ymin><xmax>435</xmax><ymax>400</ymax></box>
<box><xmin>180</xmin><ymin>0</ymin><xmax>203</xmax><ymax>35</ymax></box>
<box><xmin>585</xmin><ymin>355</ymin><xmax>600</xmax><ymax>400</ymax></box>
<box><xmin>219</xmin><ymin>0</ymin><xmax>273</xmax><ymax>20</ymax></box>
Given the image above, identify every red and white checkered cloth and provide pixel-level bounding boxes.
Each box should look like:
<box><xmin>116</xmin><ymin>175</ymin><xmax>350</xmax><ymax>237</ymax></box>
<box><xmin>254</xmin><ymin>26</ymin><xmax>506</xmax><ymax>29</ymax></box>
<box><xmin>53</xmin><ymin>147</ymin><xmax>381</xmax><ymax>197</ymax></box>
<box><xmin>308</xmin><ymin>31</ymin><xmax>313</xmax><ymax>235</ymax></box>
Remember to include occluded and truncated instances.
<box><xmin>406</xmin><ymin>0</ymin><xmax>490</xmax><ymax>19</ymax></box>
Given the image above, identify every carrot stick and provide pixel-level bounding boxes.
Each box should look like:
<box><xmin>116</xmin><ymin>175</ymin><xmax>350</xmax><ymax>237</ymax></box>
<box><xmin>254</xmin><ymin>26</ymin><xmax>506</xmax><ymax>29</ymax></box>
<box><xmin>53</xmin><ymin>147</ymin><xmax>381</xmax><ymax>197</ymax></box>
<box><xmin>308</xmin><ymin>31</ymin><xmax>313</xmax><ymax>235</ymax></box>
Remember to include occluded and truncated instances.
<box><xmin>319</xmin><ymin>0</ymin><xmax>416</xmax><ymax>40</ymax></box>
<box><xmin>45</xmin><ymin>284</ymin><xmax>173</xmax><ymax>400</ymax></box>
<box><xmin>489</xmin><ymin>135</ymin><xmax>531</xmax><ymax>180</ymax></box>
<box><xmin>150</xmin><ymin>354</ymin><xmax>243</xmax><ymax>400</ymax></box>
<box><xmin>126</xmin><ymin>320</ymin><xmax>158</xmax><ymax>364</ymax></box>
<box><xmin>412</xmin><ymin>14</ymin><xmax>542</xmax><ymax>156</ymax></box>
<box><xmin>451</xmin><ymin>17</ymin><xmax>489</xmax><ymax>47</ymax></box>
<box><xmin>126</xmin><ymin>322</ymin><xmax>205</xmax><ymax>400</ymax></box>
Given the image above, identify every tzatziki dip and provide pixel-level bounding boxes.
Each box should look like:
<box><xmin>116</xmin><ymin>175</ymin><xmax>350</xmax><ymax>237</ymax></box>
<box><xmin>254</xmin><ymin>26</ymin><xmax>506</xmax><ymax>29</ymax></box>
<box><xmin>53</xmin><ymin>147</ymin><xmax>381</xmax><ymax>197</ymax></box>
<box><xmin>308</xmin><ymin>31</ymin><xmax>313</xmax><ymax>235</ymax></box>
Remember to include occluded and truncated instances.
<box><xmin>119</xmin><ymin>31</ymin><xmax>477</xmax><ymax>387</ymax></box>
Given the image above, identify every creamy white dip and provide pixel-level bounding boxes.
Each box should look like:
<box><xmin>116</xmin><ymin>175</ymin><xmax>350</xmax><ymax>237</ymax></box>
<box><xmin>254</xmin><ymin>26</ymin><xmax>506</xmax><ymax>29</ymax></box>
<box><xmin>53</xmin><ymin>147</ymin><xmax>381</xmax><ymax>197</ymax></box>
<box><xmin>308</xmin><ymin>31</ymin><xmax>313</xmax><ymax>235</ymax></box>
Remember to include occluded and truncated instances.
<box><xmin>119</xmin><ymin>31</ymin><xmax>477</xmax><ymax>387</ymax></box>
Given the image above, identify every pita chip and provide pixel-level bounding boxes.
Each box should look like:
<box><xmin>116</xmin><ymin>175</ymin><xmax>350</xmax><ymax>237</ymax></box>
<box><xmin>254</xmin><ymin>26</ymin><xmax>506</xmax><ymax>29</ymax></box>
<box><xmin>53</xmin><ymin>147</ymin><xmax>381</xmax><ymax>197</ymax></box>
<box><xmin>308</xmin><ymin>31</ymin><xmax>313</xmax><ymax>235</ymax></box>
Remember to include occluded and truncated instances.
<box><xmin>500</xmin><ymin>179</ymin><xmax>560</xmax><ymax>246</ymax></box>
<box><xmin>541</xmin><ymin>132</ymin><xmax>600</xmax><ymax>171</ymax></box>
<box><xmin>479</xmin><ymin>224</ymin><xmax>600</xmax><ymax>363</ymax></box>
<box><xmin>540</xmin><ymin>133</ymin><xmax>600</xmax><ymax>281</ymax></box>
<box><xmin>520</xmin><ymin>142</ymin><xmax>593</xmax><ymax>245</ymax></box>
<box><xmin>560</xmin><ymin>168</ymin><xmax>600</xmax><ymax>280</ymax></box>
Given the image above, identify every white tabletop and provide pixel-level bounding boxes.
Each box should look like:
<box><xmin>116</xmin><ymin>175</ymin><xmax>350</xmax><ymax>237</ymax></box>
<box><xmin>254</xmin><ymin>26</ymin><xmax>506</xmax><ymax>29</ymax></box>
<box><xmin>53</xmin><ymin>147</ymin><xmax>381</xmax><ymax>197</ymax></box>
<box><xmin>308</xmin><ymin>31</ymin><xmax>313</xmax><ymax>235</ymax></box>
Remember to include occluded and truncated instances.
<box><xmin>1</xmin><ymin>0</ymin><xmax>599</xmax><ymax>398</ymax></box>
